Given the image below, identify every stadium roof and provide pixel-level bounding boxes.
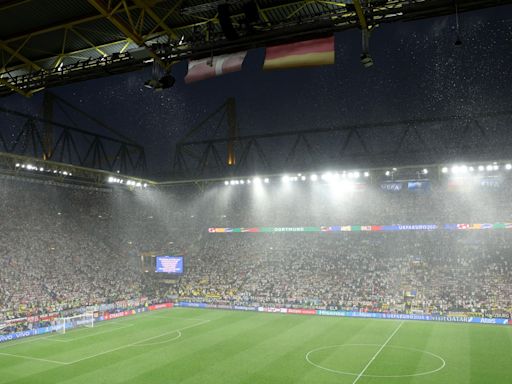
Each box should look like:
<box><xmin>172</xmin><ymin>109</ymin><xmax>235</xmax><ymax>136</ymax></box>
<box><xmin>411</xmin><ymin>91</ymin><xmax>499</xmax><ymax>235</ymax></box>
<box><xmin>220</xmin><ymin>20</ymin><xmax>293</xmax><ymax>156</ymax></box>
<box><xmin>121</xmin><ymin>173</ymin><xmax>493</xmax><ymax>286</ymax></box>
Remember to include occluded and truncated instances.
<box><xmin>1</xmin><ymin>0</ymin><xmax>511</xmax><ymax>97</ymax></box>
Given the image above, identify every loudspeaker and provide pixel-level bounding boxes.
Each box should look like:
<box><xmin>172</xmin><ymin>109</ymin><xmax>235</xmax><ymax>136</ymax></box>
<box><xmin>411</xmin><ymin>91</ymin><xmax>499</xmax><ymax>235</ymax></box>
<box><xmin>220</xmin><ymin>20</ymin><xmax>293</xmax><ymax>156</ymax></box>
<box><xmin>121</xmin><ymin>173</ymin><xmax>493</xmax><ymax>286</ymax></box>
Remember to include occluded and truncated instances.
<box><xmin>218</xmin><ymin>4</ymin><xmax>239</xmax><ymax>40</ymax></box>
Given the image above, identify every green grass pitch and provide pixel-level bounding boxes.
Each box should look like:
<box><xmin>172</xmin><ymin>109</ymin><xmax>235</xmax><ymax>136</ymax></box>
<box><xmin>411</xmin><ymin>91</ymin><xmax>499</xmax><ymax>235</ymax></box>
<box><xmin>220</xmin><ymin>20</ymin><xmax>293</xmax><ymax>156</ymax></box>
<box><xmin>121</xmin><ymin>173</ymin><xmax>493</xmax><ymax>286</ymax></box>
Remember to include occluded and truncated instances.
<box><xmin>0</xmin><ymin>308</ymin><xmax>511</xmax><ymax>383</ymax></box>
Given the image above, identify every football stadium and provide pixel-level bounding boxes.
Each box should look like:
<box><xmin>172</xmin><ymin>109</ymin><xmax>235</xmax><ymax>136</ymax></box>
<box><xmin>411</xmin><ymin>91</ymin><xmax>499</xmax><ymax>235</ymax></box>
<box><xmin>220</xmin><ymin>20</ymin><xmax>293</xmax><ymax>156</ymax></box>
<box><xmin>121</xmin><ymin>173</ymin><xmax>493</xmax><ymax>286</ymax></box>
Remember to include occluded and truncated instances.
<box><xmin>1</xmin><ymin>1</ymin><xmax>512</xmax><ymax>384</ymax></box>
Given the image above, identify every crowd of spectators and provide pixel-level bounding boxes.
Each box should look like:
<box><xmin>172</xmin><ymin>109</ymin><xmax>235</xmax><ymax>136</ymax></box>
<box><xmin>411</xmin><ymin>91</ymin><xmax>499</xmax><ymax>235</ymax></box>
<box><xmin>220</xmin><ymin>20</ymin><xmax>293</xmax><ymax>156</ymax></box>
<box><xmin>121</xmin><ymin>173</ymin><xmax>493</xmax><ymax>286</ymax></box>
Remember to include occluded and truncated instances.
<box><xmin>1</xmin><ymin>174</ymin><xmax>511</xmax><ymax>334</ymax></box>
<box><xmin>178</xmin><ymin>231</ymin><xmax>512</xmax><ymax>317</ymax></box>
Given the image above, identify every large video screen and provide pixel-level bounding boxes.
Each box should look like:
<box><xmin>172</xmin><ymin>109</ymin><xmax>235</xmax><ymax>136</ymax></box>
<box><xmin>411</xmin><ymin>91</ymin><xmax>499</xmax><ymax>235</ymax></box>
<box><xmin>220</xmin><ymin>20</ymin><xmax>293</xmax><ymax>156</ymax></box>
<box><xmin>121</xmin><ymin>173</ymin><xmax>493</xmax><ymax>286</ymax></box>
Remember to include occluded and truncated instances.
<box><xmin>155</xmin><ymin>256</ymin><xmax>184</xmax><ymax>274</ymax></box>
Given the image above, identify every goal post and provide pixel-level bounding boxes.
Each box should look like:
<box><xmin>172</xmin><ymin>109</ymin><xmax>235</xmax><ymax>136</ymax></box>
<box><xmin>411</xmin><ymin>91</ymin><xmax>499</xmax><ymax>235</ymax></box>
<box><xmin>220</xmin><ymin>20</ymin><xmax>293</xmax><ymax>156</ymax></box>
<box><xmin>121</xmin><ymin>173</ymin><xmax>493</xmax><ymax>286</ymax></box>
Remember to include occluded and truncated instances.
<box><xmin>56</xmin><ymin>312</ymin><xmax>94</xmax><ymax>334</ymax></box>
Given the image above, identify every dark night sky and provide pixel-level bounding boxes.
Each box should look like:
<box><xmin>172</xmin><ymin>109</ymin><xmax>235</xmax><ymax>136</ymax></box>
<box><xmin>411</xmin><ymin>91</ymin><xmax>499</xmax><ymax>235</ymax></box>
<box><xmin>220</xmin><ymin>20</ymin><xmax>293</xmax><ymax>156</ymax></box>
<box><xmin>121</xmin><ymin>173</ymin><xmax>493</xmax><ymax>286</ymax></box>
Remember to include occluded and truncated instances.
<box><xmin>3</xmin><ymin>5</ymin><xmax>512</xmax><ymax>176</ymax></box>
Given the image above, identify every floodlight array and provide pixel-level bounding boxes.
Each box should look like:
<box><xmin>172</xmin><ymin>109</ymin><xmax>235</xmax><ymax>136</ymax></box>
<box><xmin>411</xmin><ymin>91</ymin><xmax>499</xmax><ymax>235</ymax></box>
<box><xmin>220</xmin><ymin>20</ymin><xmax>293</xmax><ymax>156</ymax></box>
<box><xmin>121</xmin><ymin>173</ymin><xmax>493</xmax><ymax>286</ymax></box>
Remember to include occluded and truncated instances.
<box><xmin>15</xmin><ymin>162</ymin><xmax>72</xmax><ymax>177</ymax></box>
<box><xmin>107</xmin><ymin>176</ymin><xmax>147</xmax><ymax>188</ymax></box>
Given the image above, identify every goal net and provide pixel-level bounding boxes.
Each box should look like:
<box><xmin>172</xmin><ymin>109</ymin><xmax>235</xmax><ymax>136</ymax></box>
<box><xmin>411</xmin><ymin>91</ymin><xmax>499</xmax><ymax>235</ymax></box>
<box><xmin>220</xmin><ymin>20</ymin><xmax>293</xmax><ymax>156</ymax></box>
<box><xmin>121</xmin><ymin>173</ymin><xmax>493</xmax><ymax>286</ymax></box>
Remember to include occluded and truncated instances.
<box><xmin>56</xmin><ymin>312</ymin><xmax>94</xmax><ymax>334</ymax></box>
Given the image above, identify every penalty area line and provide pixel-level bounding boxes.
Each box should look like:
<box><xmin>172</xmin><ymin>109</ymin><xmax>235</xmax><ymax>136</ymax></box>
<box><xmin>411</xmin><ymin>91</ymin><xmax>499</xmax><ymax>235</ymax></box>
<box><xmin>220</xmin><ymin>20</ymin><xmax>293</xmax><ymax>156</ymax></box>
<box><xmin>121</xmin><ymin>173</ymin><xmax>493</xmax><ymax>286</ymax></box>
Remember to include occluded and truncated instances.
<box><xmin>64</xmin><ymin>318</ymin><xmax>211</xmax><ymax>365</ymax></box>
<box><xmin>0</xmin><ymin>351</ymin><xmax>67</xmax><ymax>365</ymax></box>
<box><xmin>352</xmin><ymin>321</ymin><xmax>404</xmax><ymax>384</ymax></box>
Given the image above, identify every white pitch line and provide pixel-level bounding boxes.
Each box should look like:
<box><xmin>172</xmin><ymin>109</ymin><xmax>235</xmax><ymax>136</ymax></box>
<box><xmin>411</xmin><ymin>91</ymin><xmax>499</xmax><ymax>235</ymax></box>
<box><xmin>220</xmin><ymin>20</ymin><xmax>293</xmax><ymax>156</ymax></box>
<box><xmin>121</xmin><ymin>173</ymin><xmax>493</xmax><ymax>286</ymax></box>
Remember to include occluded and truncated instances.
<box><xmin>64</xmin><ymin>319</ymin><xmax>211</xmax><ymax>365</ymax></box>
<box><xmin>0</xmin><ymin>351</ymin><xmax>67</xmax><ymax>365</ymax></box>
<box><xmin>45</xmin><ymin>324</ymin><xmax>135</xmax><ymax>342</ymax></box>
<box><xmin>352</xmin><ymin>321</ymin><xmax>404</xmax><ymax>384</ymax></box>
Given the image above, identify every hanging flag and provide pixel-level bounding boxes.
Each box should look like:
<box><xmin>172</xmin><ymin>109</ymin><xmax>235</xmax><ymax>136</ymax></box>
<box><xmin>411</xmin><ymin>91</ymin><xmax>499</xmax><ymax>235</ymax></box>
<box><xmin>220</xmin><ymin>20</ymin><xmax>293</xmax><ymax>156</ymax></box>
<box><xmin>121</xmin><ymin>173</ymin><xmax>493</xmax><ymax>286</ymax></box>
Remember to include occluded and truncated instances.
<box><xmin>263</xmin><ymin>36</ymin><xmax>335</xmax><ymax>70</ymax></box>
<box><xmin>185</xmin><ymin>51</ymin><xmax>247</xmax><ymax>83</ymax></box>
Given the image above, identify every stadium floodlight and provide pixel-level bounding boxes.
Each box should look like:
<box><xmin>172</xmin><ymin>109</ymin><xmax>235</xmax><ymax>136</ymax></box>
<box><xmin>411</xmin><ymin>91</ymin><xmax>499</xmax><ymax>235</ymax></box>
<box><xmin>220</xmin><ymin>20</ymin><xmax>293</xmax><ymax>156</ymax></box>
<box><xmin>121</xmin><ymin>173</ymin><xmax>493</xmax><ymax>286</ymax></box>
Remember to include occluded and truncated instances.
<box><xmin>348</xmin><ymin>172</ymin><xmax>354</xmax><ymax>179</ymax></box>
<box><xmin>15</xmin><ymin>163</ymin><xmax>20</xmax><ymax>167</ymax></box>
<box><xmin>486</xmin><ymin>165</ymin><xmax>493</xmax><ymax>171</ymax></box>
<box><xmin>310</xmin><ymin>174</ymin><xmax>318</xmax><ymax>181</ymax></box>
<box><xmin>247</xmin><ymin>179</ymin><xmax>251</xmax><ymax>184</ymax></box>
<box><xmin>493</xmin><ymin>164</ymin><xmax>499</xmax><ymax>171</ymax></box>
<box><xmin>282</xmin><ymin>175</ymin><xmax>290</xmax><ymax>183</ymax></box>
<box><xmin>506</xmin><ymin>164</ymin><xmax>512</xmax><ymax>170</ymax></box>
<box><xmin>300</xmin><ymin>175</ymin><xmax>306</xmax><ymax>181</ymax></box>
<box><xmin>478</xmin><ymin>165</ymin><xmax>484</xmax><ymax>171</ymax></box>
<box><xmin>321</xmin><ymin>172</ymin><xmax>331</xmax><ymax>181</ymax></box>
<box><xmin>441</xmin><ymin>167</ymin><xmax>448</xmax><ymax>174</ymax></box>
<box><xmin>422</xmin><ymin>169</ymin><xmax>428</xmax><ymax>175</ymax></box>
<box><xmin>385</xmin><ymin>170</ymin><xmax>391</xmax><ymax>176</ymax></box>
<box><xmin>143</xmin><ymin>183</ymin><xmax>147</xmax><ymax>188</ymax></box>
<box><xmin>354</xmin><ymin>172</ymin><xmax>360</xmax><ymax>179</ymax></box>
<box><xmin>264</xmin><ymin>178</ymin><xmax>270</xmax><ymax>183</ymax></box>
<box><xmin>240</xmin><ymin>180</ymin><xmax>245</xmax><ymax>185</ymax></box>
<box><xmin>230</xmin><ymin>180</ymin><xmax>236</xmax><ymax>185</ymax></box>
<box><xmin>364</xmin><ymin>171</ymin><xmax>369</xmax><ymax>177</ymax></box>
<box><xmin>224</xmin><ymin>181</ymin><xmax>229</xmax><ymax>186</ymax></box>
<box><xmin>468</xmin><ymin>166</ymin><xmax>474</xmax><ymax>172</ymax></box>
<box><xmin>253</xmin><ymin>177</ymin><xmax>262</xmax><ymax>184</ymax></box>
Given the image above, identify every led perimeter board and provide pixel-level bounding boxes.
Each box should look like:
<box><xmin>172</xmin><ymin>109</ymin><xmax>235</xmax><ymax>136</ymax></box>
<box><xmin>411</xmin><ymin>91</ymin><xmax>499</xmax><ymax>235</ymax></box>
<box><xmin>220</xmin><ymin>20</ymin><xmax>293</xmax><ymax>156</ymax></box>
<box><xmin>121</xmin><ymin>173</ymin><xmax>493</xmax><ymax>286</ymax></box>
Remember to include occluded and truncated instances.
<box><xmin>155</xmin><ymin>256</ymin><xmax>184</xmax><ymax>274</ymax></box>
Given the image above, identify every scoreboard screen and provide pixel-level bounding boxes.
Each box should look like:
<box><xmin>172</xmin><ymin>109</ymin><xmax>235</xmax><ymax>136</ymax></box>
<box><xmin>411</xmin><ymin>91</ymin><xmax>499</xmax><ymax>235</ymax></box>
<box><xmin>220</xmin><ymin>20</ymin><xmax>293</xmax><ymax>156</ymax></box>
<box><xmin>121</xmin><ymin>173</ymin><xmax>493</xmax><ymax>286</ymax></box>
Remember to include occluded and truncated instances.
<box><xmin>155</xmin><ymin>256</ymin><xmax>184</xmax><ymax>274</ymax></box>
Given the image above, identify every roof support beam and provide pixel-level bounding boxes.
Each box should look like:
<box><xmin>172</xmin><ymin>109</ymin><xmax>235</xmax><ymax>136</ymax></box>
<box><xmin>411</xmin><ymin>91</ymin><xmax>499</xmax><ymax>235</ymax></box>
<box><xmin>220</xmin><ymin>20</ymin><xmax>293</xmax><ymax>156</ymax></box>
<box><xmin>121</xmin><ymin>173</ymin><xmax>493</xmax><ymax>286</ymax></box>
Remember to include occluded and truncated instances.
<box><xmin>0</xmin><ymin>39</ymin><xmax>41</xmax><ymax>71</ymax></box>
<box><xmin>132</xmin><ymin>0</ymin><xmax>179</xmax><ymax>39</ymax></box>
<box><xmin>87</xmin><ymin>0</ymin><xmax>169</xmax><ymax>69</ymax></box>
<box><xmin>353</xmin><ymin>0</ymin><xmax>368</xmax><ymax>30</ymax></box>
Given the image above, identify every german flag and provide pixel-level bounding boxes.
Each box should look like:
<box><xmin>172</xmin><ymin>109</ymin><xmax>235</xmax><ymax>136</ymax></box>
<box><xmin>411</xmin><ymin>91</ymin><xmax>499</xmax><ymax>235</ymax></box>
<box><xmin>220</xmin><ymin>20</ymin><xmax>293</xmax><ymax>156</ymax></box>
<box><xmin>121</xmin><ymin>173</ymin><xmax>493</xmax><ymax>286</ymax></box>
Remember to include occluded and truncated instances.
<box><xmin>263</xmin><ymin>36</ymin><xmax>335</xmax><ymax>70</ymax></box>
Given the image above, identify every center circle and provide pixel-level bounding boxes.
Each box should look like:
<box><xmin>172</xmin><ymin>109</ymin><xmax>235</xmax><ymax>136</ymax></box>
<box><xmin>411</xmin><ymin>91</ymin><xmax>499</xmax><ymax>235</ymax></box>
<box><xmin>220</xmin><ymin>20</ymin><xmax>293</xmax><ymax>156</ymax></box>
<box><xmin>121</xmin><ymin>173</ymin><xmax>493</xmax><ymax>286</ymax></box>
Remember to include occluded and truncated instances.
<box><xmin>305</xmin><ymin>344</ymin><xmax>446</xmax><ymax>378</ymax></box>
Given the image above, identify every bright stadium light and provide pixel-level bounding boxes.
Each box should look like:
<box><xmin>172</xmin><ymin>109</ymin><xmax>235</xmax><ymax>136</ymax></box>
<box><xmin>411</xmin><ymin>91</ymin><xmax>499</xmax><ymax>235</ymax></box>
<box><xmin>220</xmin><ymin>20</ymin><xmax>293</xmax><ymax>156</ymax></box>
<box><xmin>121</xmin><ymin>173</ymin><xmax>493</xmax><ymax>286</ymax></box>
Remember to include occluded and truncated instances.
<box><xmin>253</xmin><ymin>177</ymin><xmax>262</xmax><ymax>184</ymax></box>
<box><xmin>441</xmin><ymin>167</ymin><xmax>448</xmax><ymax>174</ymax></box>
<box><xmin>230</xmin><ymin>180</ymin><xmax>236</xmax><ymax>185</ymax></box>
<box><xmin>478</xmin><ymin>165</ymin><xmax>484</xmax><ymax>171</ymax></box>
<box><xmin>247</xmin><ymin>179</ymin><xmax>251</xmax><ymax>184</ymax></box>
<box><xmin>240</xmin><ymin>180</ymin><xmax>245</xmax><ymax>185</ymax></box>
<box><xmin>493</xmin><ymin>164</ymin><xmax>499</xmax><ymax>171</ymax></box>
<box><xmin>321</xmin><ymin>172</ymin><xmax>331</xmax><ymax>181</ymax></box>
<box><xmin>300</xmin><ymin>175</ymin><xmax>306</xmax><ymax>181</ymax></box>
<box><xmin>422</xmin><ymin>168</ymin><xmax>428</xmax><ymax>175</ymax></box>
<box><xmin>282</xmin><ymin>175</ymin><xmax>290</xmax><ymax>183</ymax></box>
<box><xmin>486</xmin><ymin>165</ymin><xmax>493</xmax><ymax>171</ymax></box>
<box><xmin>506</xmin><ymin>164</ymin><xmax>512</xmax><ymax>170</ymax></box>
<box><xmin>264</xmin><ymin>178</ymin><xmax>270</xmax><ymax>183</ymax></box>
<box><xmin>385</xmin><ymin>170</ymin><xmax>391</xmax><ymax>176</ymax></box>
<box><xmin>354</xmin><ymin>171</ymin><xmax>360</xmax><ymax>179</ymax></box>
<box><xmin>468</xmin><ymin>166</ymin><xmax>474</xmax><ymax>172</ymax></box>
<box><xmin>310</xmin><ymin>174</ymin><xmax>318</xmax><ymax>181</ymax></box>
<box><xmin>224</xmin><ymin>181</ymin><xmax>229</xmax><ymax>186</ymax></box>
<box><xmin>364</xmin><ymin>171</ymin><xmax>369</xmax><ymax>177</ymax></box>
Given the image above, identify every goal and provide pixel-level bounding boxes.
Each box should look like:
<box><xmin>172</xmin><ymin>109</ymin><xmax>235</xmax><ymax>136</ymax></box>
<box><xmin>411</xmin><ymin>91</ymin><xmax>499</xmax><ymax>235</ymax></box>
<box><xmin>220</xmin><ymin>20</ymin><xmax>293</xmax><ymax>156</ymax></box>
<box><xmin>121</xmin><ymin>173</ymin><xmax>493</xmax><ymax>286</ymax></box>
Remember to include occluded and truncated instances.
<box><xmin>56</xmin><ymin>312</ymin><xmax>94</xmax><ymax>334</ymax></box>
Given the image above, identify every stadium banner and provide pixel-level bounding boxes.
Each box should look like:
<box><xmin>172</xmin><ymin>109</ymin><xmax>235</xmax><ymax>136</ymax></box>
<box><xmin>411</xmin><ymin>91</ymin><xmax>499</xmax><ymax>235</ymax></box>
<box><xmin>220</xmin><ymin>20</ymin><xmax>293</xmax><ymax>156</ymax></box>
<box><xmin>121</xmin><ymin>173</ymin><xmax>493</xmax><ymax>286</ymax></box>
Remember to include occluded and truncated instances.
<box><xmin>380</xmin><ymin>182</ymin><xmax>403</xmax><ymax>192</ymax></box>
<box><xmin>208</xmin><ymin>223</ymin><xmax>512</xmax><ymax>233</ymax></box>
<box><xmin>177</xmin><ymin>302</ymin><xmax>208</xmax><ymax>308</ymax></box>
<box><xmin>174</xmin><ymin>303</ymin><xmax>509</xmax><ymax>326</ymax></box>
<box><xmin>444</xmin><ymin>223</ymin><xmax>512</xmax><ymax>230</ymax></box>
<box><xmin>148</xmin><ymin>303</ymin><xmax>173</xmax><ymax>311</ymax></box>
<box><xmin>0</xmin><ymin>325</ymin><xmax>60</xmax><ymax>343</ymax></box>
<box><xmin>315</xmin><ymin>310</ymin><xmax>509</xmax><ymax>324</ymax></box>
<box><xmin>408</xmin><ymin>181</ymin><xmax>431</xmax><ymax>192</ymax></box>
<box><xmin>287</xmin><ymin>308</ymin><xmax>316</xmax><ymax>315</ymax></box>
<box><xmin>263</xmin><ymin>36</ymin><xmax>335</xmax><ymax>70</ymax></box>
<box><xmin>102</xmin><ymin>309</ymin><xmax>136</xmax><ymax>321</ymax></box>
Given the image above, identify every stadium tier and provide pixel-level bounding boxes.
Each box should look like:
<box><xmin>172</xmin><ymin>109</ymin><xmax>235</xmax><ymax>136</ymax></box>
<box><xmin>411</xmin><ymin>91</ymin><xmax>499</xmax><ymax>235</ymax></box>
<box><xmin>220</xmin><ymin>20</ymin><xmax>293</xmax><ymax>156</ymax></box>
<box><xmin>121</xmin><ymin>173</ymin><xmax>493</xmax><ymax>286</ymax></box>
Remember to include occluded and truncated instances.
<box><xmin>1</xmin><ymin>173</ymin><xmax>512</xmax><ymax>334</ymax></box>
